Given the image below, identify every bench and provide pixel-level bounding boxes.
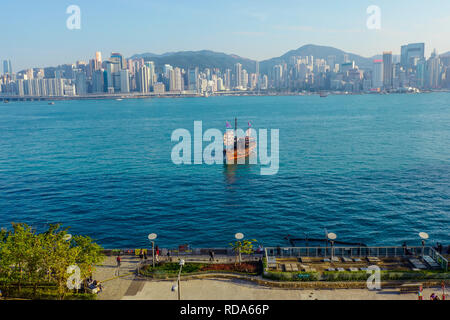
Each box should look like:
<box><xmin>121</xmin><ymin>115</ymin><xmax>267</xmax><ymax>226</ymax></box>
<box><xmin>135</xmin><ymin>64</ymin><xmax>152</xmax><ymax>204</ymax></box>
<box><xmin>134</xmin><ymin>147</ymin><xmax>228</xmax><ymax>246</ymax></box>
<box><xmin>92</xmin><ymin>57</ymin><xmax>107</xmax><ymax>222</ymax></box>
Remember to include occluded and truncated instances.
<box><xmin>342</xmin><ymin>257</ymin><xmax>353</xmax><ymax>263</ymax></box>
<box><xmin>367</xmin><ymin>257</ymin><xmax>380</xmax><ymax>263</ymax></box>
<box><xmin>331</xmin><ymin>257</ymin><xmax>340</xmax><ymax>262</ymax></box>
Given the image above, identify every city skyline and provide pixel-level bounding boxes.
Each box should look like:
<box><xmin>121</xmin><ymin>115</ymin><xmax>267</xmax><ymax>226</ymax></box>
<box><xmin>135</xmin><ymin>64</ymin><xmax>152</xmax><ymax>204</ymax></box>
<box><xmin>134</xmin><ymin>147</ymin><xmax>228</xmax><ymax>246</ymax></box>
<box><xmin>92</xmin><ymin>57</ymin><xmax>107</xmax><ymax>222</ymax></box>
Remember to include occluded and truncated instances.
<box><xmin>2</xmin><ymin>41</ymin><xmax>449</xmax><ymax>74</ymax></box>
<box><xmin>2</xmin><ymin>40</ymin><xmax>449</xmax><ymax>99</ymax></box>
<box><xmin>1</xmin><ymin>0</ymin><xmax>450</xmax><ymax>71</ymax></box>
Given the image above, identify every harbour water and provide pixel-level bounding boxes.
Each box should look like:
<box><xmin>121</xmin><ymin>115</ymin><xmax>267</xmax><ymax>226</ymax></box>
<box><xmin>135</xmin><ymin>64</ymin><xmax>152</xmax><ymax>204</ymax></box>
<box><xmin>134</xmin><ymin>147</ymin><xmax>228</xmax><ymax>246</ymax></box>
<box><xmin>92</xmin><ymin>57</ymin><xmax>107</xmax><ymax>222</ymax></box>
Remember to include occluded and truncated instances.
<box><xmin>0</xmin><ymin>93</ymin><xmax>449</xmax><ymax>248</ymax></box>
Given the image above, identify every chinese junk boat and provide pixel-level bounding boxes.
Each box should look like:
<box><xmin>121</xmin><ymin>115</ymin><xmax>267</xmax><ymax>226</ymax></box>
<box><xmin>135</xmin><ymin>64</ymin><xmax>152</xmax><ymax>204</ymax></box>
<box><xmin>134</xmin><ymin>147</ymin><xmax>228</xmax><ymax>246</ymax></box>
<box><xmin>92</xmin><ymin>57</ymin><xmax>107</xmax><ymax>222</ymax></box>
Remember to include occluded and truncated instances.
<box><xmin>223</xmin><ymin>118</ymin><xmax>257</xmax><ymax>163</ymax></box>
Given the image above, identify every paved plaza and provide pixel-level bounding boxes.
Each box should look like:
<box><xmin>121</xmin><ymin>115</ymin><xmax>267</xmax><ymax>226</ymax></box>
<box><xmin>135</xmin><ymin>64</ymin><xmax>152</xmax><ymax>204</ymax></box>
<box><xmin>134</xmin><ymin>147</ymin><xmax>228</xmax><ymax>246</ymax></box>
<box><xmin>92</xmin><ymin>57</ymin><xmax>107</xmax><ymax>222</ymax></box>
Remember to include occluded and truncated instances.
<box><xmin>93</xmin><ymin>256</ymin><xmax>446</xmax><ymax>300</ymax></box>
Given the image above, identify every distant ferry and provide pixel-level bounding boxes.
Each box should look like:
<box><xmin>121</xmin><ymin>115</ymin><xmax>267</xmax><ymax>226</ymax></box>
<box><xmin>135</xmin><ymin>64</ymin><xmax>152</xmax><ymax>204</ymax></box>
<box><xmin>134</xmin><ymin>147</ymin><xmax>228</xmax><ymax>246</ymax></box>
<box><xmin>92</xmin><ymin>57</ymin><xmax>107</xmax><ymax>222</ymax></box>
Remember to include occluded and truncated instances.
<box><xmin>223</xmin><ymin>118</ymin><xmax>257</xmax><ymax>163</ymax></box>
<box><xmin>319</xmin><ymin>92</ymin><xmax>328</xmax><ymax>98</ymax></box>
<box><xmin>48</xmin><ymin>102</ymin><xmax>55</xmax><ymax>105</ymax></box>
<box><xmin>115</xmin><ymin>98</ymin><xmax>123</xmax><ymax>101</ymax></box>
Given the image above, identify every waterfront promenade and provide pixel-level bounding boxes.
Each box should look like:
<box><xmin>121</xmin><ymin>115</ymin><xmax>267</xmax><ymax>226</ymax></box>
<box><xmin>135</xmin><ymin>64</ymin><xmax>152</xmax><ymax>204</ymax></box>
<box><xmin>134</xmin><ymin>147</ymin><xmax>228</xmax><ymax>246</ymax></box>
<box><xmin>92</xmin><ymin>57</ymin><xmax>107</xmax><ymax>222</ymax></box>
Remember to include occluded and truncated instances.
<box><xmin>93</xmin><ymin>256</ymin><xmax>447</xmax><ymax>300</ymax></box>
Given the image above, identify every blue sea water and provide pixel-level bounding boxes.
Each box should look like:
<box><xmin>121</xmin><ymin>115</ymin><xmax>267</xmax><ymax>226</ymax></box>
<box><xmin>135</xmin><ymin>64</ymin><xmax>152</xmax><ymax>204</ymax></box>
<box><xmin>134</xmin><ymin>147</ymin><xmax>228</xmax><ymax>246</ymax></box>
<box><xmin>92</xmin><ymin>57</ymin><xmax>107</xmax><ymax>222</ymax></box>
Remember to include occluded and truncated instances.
<box><xmin>0</xmin><ymin>93</ymin><xmax>449</xmax><ymax>248</ymax></box>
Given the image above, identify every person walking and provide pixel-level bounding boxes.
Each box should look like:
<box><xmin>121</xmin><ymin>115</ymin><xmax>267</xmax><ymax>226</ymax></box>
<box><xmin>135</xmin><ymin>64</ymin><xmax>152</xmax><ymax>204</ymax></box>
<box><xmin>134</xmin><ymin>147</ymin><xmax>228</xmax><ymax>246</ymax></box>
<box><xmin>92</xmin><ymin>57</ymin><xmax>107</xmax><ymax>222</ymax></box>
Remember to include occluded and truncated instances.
<box><xmin>418</xmin><ymin>285</ymin><xmax>423</xmax><ymax>300</ymax></box>
<box><xmin>155</xmin><ymin>245</ymin><xmax>160</xmax><ymax>263</ymax></box>
<box><xmin>209</xmin><ymin>250</ymin><xmax>215</xmax><ymax>262</ymax></box>
<box><xmin>116</xmin><ymin>254</ymin><xmax>122</xmax><ymax>276</ymax></box>
<box><xmin>139</xmin><ymin>249</ymin><xmax>144</xmax><ymax>262</ymax></box>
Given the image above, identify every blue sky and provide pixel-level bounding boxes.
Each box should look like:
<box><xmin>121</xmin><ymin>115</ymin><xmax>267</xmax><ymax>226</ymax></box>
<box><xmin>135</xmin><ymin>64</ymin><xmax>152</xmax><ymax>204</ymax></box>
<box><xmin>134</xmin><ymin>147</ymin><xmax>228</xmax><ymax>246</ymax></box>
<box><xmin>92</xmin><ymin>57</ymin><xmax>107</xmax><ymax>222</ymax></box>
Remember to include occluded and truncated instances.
<box><xmin>1</xmin><ymin>0</ymin><xmax>450</xmax><ymax>70</ymax></box>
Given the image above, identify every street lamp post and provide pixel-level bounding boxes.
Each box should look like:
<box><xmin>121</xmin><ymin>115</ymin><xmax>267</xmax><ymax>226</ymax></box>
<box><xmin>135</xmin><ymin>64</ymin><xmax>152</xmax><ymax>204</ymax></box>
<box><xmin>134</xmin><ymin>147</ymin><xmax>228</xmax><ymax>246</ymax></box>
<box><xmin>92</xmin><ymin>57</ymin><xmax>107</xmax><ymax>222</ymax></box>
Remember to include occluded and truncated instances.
<box><xmin>148</xmin><ymin>233</ymin><xmax>157</xmax><ymax>268</ymax></box>
<box><xmin>235</xmin><ymin>233</ymin><xmax>244</xmax><ymax>264</ymax></box>
<box><xmin>327</xmin><ymin>232</ymin><xmax>337</xmax><ymax>260</ymax></box>
<box><xmin>171</xmin><ymin>259</ymin><xmax>185</xmax><ymax>300</ymax></box>
<box><xmin>419</xmin><ymin>232</ymin><xmax>429</xmax><ymax>258</ymax></box>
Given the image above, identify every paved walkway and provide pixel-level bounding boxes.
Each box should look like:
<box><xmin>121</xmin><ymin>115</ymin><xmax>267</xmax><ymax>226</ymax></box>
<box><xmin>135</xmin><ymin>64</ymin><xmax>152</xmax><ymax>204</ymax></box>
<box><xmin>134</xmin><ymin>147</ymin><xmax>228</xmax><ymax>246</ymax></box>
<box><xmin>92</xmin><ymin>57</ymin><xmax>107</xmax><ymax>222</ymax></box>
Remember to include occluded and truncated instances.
<box><xmin>93</xmin><ymin>256</ymin><xmax>447</xmax><ymax>300</ymax></box>
<box><xmin>122</xmin><ymin>278</ymin><xmax>445</xmax><ymax>300</ymax></box>
<box><xmin>93</xmin><ymin>256</ymin><xmax>141</xmax><ymax>300</ymax></box>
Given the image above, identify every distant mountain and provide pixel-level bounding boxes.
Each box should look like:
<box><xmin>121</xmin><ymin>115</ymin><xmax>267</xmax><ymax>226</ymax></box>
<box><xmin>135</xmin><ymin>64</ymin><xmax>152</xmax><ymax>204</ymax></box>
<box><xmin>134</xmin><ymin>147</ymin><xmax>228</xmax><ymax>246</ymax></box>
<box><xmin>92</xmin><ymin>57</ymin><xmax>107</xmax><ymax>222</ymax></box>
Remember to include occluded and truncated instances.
<box><xmin>129</xmin><ymin>50</ymin><xmax>257</xmax><ymax>72</ymax></box>
<box><xmin>129</xmin><ymin>45</ymin><xmax>381</xmax><ymax>74</ymax></box>
<box><xmin>259</xmin><ymin>44</ymin><xmax>373</xmax><ymax>73</ymax></box>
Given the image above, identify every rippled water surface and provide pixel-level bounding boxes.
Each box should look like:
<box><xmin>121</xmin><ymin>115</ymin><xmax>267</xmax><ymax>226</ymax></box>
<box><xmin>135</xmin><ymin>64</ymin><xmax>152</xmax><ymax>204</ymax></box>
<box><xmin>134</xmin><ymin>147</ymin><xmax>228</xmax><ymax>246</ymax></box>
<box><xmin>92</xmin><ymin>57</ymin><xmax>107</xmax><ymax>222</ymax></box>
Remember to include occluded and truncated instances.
<box><xmin>0</xmin><ymin>93</ymin><xmax>449</xmax><ymax>248</ymax></box>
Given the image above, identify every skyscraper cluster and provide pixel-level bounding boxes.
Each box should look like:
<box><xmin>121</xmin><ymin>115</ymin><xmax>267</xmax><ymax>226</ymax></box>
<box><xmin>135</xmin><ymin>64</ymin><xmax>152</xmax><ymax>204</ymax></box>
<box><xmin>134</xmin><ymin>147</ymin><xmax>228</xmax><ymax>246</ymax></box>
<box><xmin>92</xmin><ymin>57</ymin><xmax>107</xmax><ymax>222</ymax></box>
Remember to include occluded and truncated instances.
<box><xmin>267</xmin><ymin>43</ymin><xmax>449</xmax><ymax>93</ymax></box>
<box><xmin>1</xmin><ymin>43</ymin><xmax>449</xmax><ymax>97</ymax></box>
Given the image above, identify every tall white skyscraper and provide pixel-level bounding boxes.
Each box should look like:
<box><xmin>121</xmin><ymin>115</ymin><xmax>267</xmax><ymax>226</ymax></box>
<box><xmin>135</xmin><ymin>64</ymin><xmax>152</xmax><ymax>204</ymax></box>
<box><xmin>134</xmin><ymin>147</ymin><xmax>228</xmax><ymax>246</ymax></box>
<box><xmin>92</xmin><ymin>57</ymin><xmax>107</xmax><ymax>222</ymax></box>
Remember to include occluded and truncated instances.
<box><xmin>137</xmin><ymin>65</ymin><xmax>149</xmax><ymax>93</ymax></box>
<box><xmin>234</xmin><ymin>63</ymin><xmax>242</xmax><ymax>88</ymax></box>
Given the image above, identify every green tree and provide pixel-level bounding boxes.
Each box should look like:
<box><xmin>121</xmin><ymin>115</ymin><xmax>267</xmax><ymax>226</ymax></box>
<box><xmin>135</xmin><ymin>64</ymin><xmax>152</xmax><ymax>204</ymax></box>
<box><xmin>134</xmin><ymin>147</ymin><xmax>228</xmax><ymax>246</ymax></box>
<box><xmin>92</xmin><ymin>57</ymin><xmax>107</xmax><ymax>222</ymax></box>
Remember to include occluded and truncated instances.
<box><xmin>4</xmin><ymin>223</ymin><xmax>36</xmax><ymax>292</ymax></box>
<box><xmin>72</xmin><ymin>235</ymin><xmax>104</xmax><ymax>281</ymax></box>
<box><xmin>24</xmin><ymin>232</ymin><xmax>47</xmax><ymax>297</ymax></box>
<box><xmin>0</xmin><ymin>223</ymin><xmax>104</xmax><ymax>300</ymax></box>
<box><xmin>41</xmin><ymin>224</ymin><xmax>80</xmax><ymax>299</ymax></box>
<box><xmin>0</xmin><ymin>228</ymin><xmax>14</xmax><ymax>297</ymax></box>
<box><xmin>230</xmin><ymin>239</ymin><xmax>257</xmax><ymax>265</ymax></box>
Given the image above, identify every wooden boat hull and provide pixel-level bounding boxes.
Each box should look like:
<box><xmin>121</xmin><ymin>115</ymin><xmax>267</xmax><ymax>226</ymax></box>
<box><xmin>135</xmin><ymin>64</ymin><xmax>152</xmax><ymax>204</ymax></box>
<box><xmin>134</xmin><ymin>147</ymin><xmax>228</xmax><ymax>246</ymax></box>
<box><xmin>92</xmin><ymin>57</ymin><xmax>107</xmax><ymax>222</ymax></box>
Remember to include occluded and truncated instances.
<box><xmin>224</xmin><ymin>139</ymin><xmax>256</xmax><ymax>163</ymax></box>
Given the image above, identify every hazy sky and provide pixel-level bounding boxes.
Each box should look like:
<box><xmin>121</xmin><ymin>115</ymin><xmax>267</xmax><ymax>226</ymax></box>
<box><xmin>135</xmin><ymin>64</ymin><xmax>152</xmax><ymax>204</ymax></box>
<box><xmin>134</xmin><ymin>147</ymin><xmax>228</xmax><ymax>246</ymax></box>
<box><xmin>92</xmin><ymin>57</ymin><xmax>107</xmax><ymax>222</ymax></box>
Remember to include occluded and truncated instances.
<box><xmin>1</xmin><ymin>0</ymin><xmax>450</xmax><ymax>70</ymax></box>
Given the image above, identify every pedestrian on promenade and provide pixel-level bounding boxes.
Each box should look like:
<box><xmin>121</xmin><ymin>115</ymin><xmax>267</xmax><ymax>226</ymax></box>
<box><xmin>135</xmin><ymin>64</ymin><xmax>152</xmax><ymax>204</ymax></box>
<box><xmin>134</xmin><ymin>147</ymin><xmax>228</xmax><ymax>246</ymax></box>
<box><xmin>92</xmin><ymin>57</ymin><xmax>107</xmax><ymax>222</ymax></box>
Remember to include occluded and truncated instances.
<box><xmin>418</xmin><ymin>285</ymin><xmax>423</xmax><ymax>300</ymax></box>
<box><xmin>167</xmin><ymin>250</ymin><xmax>172</xmax><ymax>262</ymax></box>
<box><xmin>139</xmin><ymin>249</ymin><xmax>144</xmax><ymax>262</ymax></box>
<box><xmin>144</xmin><ymin>250</ymin><xmax>148</xmax><ymax>261</ymax></box>
<box><xmin>116</xmin><ymin>254</ymin><xmax>122</xmax><ymax>276</ymax></box>
<box><xmin>155</xmin><ymin>245</ymin><xmax>160</xmax><ymax>263</ymax></box>
<box><xmin>209</xmin><ymin>250</ymin><xmax>215</xmax><ymax>262</ymax></box>
<box><xmin>257</xmin><ymin>244</ymin><xmax>263</xmax><ymax>254</ymax></box>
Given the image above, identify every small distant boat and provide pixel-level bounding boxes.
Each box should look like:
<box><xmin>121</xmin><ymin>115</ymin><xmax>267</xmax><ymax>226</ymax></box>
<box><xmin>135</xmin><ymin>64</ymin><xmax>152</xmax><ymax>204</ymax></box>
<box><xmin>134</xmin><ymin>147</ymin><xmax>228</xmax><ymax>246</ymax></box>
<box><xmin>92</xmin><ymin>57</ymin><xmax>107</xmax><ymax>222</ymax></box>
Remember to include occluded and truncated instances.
<box><xmin>319</xmin><ymin>92</ymin><xmax>328</xmax><ymax>98</ymax></box>
<box><xmin>115</xmin><ymin>98</ymin><xmax>123</xmax><ymax>101</ymax></box>
<box><xmin>48</xmin><ymin>102</ymin><xmax>55</xmax><ymax>105</ymax></box>
<box><xmin>3</xmin><ymin>100</ymin><xmax>9</xmax><ymax>103</ymax></box>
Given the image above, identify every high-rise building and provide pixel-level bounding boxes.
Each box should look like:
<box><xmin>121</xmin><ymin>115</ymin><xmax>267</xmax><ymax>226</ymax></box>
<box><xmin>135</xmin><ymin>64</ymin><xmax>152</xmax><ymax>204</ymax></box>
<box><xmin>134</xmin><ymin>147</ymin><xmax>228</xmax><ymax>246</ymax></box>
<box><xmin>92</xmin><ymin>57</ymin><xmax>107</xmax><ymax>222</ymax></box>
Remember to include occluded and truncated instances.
<box><xmin>137</xmin><ymin>65</ymin><xmax>149</xmax><ymax>93</ymax></box>
<box><xmin>172</xmin><ymin>67</ymin><xmax>183</xmax><ymax>92</ymax></box>
<box><xmin>75</xmin><ymin>71</ymin><xmax>87</xmax><ymax>95</ymax></box>
<box><xmin>255</xmin><ymin>61</ymin><xmax>259</xmax><ymax>88</ymax></box>
<box><xmin>372</xmin><ymin>59</ymin><xmax>383</xmax><ymax>89</ymax></box>
<box><xmin>95</xmin><ymin>51</ymin><xmax>102</xmax><ymax>63</ymax></box>
<box><xmin>105</xmin><ymin>61</ymin><xmax>119</xmax><ymax>92</ymax></box>
<box><xmin>241</xmin><ymin>69</ymin><xmax>248</xmax><ymax>88</ymax></box>
<box><xmin>144</xmin><ymin>61</ymin><xmax>156</xmax><ymax>88</ymax></box>
<box><xmin>188</xmin><ymin>68</ymin><xmax>199</xmax><ymax>92</ymax></box>
<box><xmin>110</xmin><ymin>52</ymin><xmax>125</xmax><ymax>70</ymax></box>
<box><xmin>234</xmin><ymin>63</ymin><xmax>242</xmax><ymax>88</ymax></box>
<box><xmin>273</xmin><ymin>65</ymin><xmax>283</xmax><ymax>88</ymax></box>
<box><xmin>400</xmin><ymin>43</ymin><xmax>425</xmax><ymax>68</ymax></box>
<box><xmin>383</xmin><ymin>52</ymin><xmax>393</xmax><ymax>89</ymax></box>
<box><xmin>426</xmin><ymin>50</ymin><xmax>441</xmax><ymax>89</ymax></box>
<box><xmin>2</xmin><ymin>60</ymin><xmax>12</xmax><ymax>75</ymax></box>
<box><xmin>119</xmin><ymin>69</ymin><xmax>130</xmax><ymax>93</ymax></box>
<box><xmin>224</xmin><ymin>69</ymin><xmax>231</xmax><ymax>90</ymax></box>
<box><xmin>92</xmin><ymin>70</ymin><xmax>105</xmax><ymax>93</ymax></box>
<box><xmin>416</xmin><ymin>59</ymin><xmax>426</xmax><ymax>88</ymax></box>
